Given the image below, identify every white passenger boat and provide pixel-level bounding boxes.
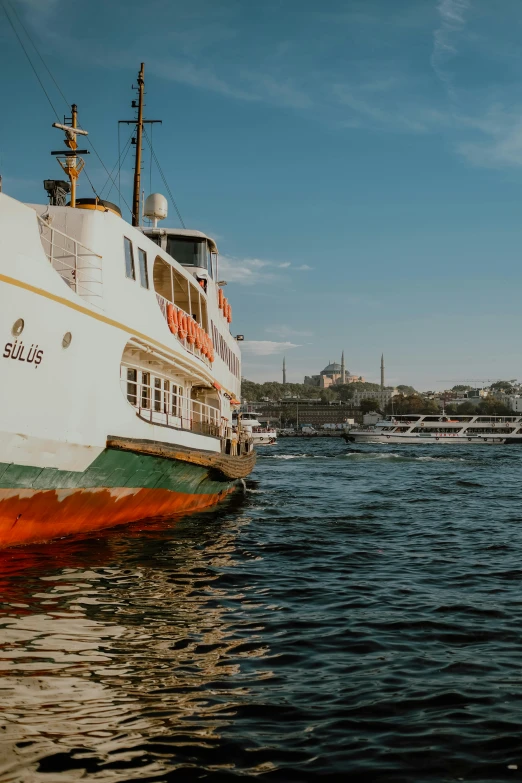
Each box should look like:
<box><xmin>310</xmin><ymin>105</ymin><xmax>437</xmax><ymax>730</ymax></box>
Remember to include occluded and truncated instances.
<box><xmin>345</xmin><ymin>414</ymin><xmax>522</xmax><ymax>445</ymax></box>
<box><xmin>0</xmin><ymin>64</ymin><xmax>255</xmax><ymax>548</ymax></box>
<box><xmin>234</xmin><ymin>413</ymin><xmax>277</xmax><ymax>446</ymax></box>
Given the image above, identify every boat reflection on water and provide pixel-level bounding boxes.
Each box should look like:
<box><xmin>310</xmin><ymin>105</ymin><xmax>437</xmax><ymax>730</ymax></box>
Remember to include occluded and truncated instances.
<box><xmin>0</xmin><ymin>500</ymin><xmax>273</xmax><ymax>781</ymax></box>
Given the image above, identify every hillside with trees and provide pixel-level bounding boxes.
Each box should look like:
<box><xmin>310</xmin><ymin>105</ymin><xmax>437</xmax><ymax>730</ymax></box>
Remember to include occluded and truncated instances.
<box><xmin>241</xmin><ymin>379</ymin><xmax>388</xmax><ymax>404</ymax></box>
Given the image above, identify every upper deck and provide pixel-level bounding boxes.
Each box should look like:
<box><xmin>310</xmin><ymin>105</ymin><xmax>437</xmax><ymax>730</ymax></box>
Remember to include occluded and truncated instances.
<box><xmin>0</xmin><ymin>193</ymin><xmax>240</xmax><ymax>405</ymax></box>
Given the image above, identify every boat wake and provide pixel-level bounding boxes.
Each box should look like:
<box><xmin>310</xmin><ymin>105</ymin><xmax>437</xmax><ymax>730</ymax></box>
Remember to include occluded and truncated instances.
<box><xmin>269</xmin><ymin>454</ymin><xmax>328</xmax><ymax>460</ymax></box>
<box><xmin>344</xmin><ymin>451</ymin><xmax>468</xmax><ymax>463</ymax></box>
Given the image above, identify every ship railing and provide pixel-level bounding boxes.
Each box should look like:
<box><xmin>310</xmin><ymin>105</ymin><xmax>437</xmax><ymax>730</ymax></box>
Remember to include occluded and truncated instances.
<box><xmin>37</xmin><ymin>215</ymin><xmax>103</xmax><ymax>309</ymax></box>
<box><xmin>155</xmin><ymin>293</ymin><xmax>211</xmax><ymax>368</ymax></box>
<box><xmin>123</xmin><ymin>375</ymin><xmax>222</xmax><ymax>438</ymax></box>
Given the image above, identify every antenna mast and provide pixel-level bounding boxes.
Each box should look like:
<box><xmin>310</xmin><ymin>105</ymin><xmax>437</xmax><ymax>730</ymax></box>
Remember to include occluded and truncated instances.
<box><xmin>132</xmin><ymin>64</ymin><xmax>145</xmax><ymax>227</ymax></box>
<box><xmin>119</xmin><ymin>64</ymin><xmax>162</xmax><ymax>227</ymax></box>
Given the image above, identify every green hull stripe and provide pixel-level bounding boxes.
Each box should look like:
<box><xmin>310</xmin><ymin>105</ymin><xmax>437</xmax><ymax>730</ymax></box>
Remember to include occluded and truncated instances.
<box><xmin>0</xmin><ymin>448</ymin><xmax>231</xmax><ymax>494</ymax></box>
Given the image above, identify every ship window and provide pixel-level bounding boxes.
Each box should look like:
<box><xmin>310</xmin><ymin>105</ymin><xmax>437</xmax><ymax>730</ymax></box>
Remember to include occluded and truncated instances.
<box><xmin>127</xmin><ymin>368</ymin><xmax>137</xmax><ymax>405</ymax></box>
<box><xmin>154</xmin><ymin>377</ymin><xmax>162</xmax><ymax>412</ymax></box>
<box><xmin>166</xmin><ymin>236</ymin><xmax>209</xmax><ymax>269</ymax></box>
<box><xmin>153</xmin><ymin>257</ymin><xmax>174</xmax><ymax>302</ymax></box>
<box><xmin>141</xmin><ymin>372</ymin><xmax>150</xmax><ymax>408</ymax></box>
<box><xmin>210</xmin><ymin>251</ymin><xmax>217</xmax><ymax>279</ymax></box>
<box><xmin>138</xmin><ymin>248</ymin><xmax>149</xmax><ymax>289</ymax></box>
<box><xmin>171</xmin><ymin>385</ymin><xmax>183</xmax><ymax>417</ymax></box>
<box><xmin>124</xmin><ymin>237</ymin><xmax>135</xmax><ymax>280</ymax></box>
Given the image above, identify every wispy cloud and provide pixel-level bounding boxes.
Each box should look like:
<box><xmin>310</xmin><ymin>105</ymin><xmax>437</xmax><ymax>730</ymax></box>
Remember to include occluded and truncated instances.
<box><xmin>219</xmin><ymin>256</ymin><xmax>278</xmax><ymax>285</ymax></box>
<box><xmin>149</xmin><ymin>58</ymin><xmax>256</xmax><ymax>103</ymax></box>
<box><xmin>219</xmin><ymin>256</ymin><xmax>312</xmax><ymax>285</ymax></box>
<box><xmin>14</xmin><ymin>0</ymin><xmax>522</xmax><ymax>179</ymax></box>
<box><xmin>241</xmin><ymin>340</ymin><xmax>299</xmax><ymax>356</ymax></box>
<box><xmin>431</xmin><ymin>0</ymin><xmax>471</xmax><ymax>98</ymax></box>
<box><xmin>265</xmin><ymin>325</ymin><xmax>313</xmax><ymax>338</ymax></box>
<box><xmin>456</xmin><ymin>108</ymin><xmax>522</xmax><ymax>168</ymax></box>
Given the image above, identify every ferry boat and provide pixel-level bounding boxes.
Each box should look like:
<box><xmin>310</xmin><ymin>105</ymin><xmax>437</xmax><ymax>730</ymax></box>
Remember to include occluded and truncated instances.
<box><xmin>0</xmin><ymin>64</ymin><xmax>255</xmax><ymax>548</ymax></box>
<box><xmin>344</xmin><ymin>414</ymin><xmax>522</xmax><ymax>445</ymax></box>
<box><xmin>234</xmin><ymin>412</ymin><xmax>277</xmax><ymax>446</ymax></box>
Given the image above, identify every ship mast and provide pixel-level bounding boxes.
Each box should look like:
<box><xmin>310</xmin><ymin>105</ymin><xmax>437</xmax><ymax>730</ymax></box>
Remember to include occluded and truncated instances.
<box><xmin>51</xmin><ymin>105</ymin><xmax>89</xmax><ymax>208</ymax></box>
<box><xmin>119</xmin><ymin>64</ymin><xmax>162</xmax><ymax>227</ymax></box>
<box><xmin>132</xmin><ymin>63</ymin><xmax>145</xmax><ymax>227</ymax></box>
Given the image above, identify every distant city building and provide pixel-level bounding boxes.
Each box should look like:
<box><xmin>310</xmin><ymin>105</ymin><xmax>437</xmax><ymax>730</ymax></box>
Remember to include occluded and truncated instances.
<box><xmin>304</xmin><ymin>353</ymin><xmax>365</xmax><ymax>388</ymax></box>
<box><xmin>352</xmin><ymin>388</ymin><xmax>397</xmax><ymax>408</ymax></box>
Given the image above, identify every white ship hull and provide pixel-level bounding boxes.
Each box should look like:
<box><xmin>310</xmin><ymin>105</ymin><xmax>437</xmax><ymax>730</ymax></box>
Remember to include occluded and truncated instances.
<box><xmin>346</xmin><ymin>413</ymin><xmax>522</xmax><ymax>446</ymax></box>
<box><xmin>347</xmin><ymin>433</ymin><xmax>520</xmax><ymax>445</ymax></box>
<box><xmin>251</xmin><ymin>430</ymin><xmax>277</xmax><ymax>446</ymax></box>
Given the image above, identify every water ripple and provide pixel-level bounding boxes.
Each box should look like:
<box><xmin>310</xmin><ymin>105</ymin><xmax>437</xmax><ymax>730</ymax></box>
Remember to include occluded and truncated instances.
<box><xmin>1</xmin><ymin>439</ymin><xmax>522</xmax><ymax>780</ymax></box>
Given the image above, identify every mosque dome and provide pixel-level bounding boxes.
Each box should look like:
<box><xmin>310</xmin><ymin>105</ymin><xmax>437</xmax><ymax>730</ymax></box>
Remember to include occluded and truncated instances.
<box><xmin>321</xmin><ymin>362</ymin><xmax>342</xmax><ymax>375</ymax></box>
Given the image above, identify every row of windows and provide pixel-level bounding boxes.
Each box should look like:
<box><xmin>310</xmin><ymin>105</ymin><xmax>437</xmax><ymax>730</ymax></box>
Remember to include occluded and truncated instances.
<box><xmin>124</xmin><ymin>237</ymin><xmax>149</xmax><ymax>288</ymax></box>
<box><xmin>211</xmin><ymin>322</ymin><xmax>240</xmax><ymax>378</ymax></box>
<box><xmin>126</xmin><ymin>369</ymin><xmax>183</xmax><ymax>416</ymax></box>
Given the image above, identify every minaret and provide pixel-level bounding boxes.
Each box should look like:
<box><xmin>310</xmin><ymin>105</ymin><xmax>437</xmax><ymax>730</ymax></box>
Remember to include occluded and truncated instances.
<box><xmin>341</xmin><ymin>351</ymin><xmax>346</xmax><ymax>384</ymax></box>
<box><xmin>283</xmin><ymin>356</ymin><xmax>287</xmax><ymax>386</ymax></box>
<box><xmin>380</xmin><ymin>353</ymin><xmax>385</xmax><ymax>390</ymax></box>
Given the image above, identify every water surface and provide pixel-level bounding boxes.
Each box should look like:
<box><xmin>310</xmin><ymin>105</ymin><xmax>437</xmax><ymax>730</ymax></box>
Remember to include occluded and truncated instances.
<box><xmin>2</xmin><ymin>439</ymin><xmax>522</xmax><ymax>781</ymax></box>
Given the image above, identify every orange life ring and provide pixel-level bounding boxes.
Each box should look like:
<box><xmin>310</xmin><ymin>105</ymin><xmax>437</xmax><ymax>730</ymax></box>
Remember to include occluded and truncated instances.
<box><xmin>226</xmin><ymin>304</ymin><xmax>232</xmax><ymax>323</ymax></box>
<box><xmin>195</xmin><ymin>325</ymin><xmax>203</xmax><ymax>350</ymax></box>
<box><xmin>223</xmin><ymin>297</ymin><xmax>228</xmax><ymax>318</ymax></box>
<box><xmin>218</xmin><ymin>288</ymin><xmax>224</xmax><ymax>309</ymax></box>
<box><xmin>167</xmin><ymin>304</ymin><xmax>178</xmax><ymax>334</ymax></box>
<box><xmin>178</xmin><ymin>313</ymin><xmax>188</xmax><ymax>340</ymax></box>
<box><xmin>187</xmin><ymin>318</ymin><xmax>196</xmax><ymax>344</ymax></box>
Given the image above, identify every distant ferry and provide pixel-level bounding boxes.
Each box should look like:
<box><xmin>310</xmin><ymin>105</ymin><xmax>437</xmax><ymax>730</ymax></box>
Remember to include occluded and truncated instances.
<box><xmin>234</xmin><ymin>413</ymin><xmax>277</xmax><ymax>446</ymax></box>
<box><xmin>344</xmin><ymin>414</ymin><xmax>522</xmax><ymax>445</ymax></box>
<box><xmin>0</xmin><ymin>64</ymin><xmax>255</xmax><ymax>548</ymax></box>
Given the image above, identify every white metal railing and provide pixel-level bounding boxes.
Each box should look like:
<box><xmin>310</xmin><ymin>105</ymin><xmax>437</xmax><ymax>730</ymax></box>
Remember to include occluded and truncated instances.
<box><xmin>121</xmin><ymin>371</ymin><xmax>223</xmax><ymax>438</ymax></box>
<box><xmin>37</xmin><ymin>214</ymin><xmax>103</xmax><ymax>308</ymax></box>
<box><xmin>155</xmin><ymin>293</ymin><xmax>211</xmax><ymax>367</ymax></box>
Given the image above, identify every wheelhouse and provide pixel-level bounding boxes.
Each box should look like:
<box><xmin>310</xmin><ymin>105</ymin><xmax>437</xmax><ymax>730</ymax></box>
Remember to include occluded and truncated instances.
<box><xmin>142</xmin><ymin>228</ymin><xmax>218</xmax><ymax>279</ymax></box>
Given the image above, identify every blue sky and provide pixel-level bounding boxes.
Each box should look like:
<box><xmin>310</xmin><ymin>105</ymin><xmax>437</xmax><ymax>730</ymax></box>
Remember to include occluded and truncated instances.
<box><xmin>2</xmin><ymin>0</ymin><xmax>522</xmax><ymax>389</ymax></box>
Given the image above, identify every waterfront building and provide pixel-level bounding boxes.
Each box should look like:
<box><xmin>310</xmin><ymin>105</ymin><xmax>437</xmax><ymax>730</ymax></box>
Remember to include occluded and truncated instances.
<box><xmin>259</xmin><ymin>398</ymin><xmax>359</xmax><ymax>427</ymax></box>
<box><xmin>352</xmin><ymin>388</ymin><xmax>397</xmax><ymax>408</ymax></box>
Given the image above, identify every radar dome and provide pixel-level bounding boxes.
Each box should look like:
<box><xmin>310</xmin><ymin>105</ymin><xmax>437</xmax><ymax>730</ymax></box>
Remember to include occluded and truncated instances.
<box><xmin>144</xmin><ymin>193</ymin><xmax>168</xmax><ymax>222</ymax></box>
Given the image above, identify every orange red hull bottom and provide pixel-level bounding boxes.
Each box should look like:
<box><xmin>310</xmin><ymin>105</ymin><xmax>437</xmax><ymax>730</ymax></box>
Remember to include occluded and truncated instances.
<box><xmin>0</xmin><ymin>486</ymin><xmax>233</xmax><ymax>548</ymax></box>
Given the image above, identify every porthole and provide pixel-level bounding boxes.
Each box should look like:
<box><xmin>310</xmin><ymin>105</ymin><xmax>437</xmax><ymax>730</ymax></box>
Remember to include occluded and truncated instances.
<box><xmin>12</xmin><ymin>318</ymin><xmax>24</xmax><ymax>336</ymax></box>
<box><xmin>62</xmin><ymin>332</ymin><xmax>72</xmax><ymax>349</ymax></box>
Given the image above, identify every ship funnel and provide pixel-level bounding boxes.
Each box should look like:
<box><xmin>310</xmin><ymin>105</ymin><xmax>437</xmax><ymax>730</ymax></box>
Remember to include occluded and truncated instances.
<box><xmin>144</xmin><ymin>193</ymin><xmax>168</xmax><ymax>227</ymax></box>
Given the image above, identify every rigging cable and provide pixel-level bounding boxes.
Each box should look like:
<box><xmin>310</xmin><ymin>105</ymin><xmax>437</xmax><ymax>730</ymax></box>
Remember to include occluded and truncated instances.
<box><xmin>1</xmin><ymin>1</ymin><xmax>60</xmax><ymax>121</ymax></box>
<box><xmin>83</xmin><ymin>167</ymin><xmax>102</xmax><ymax>200</ymax></box>
<box><xmin>5</xmin><ymin>0</ymin><xmax>69</xmax><ymax>107</ymax></box>
<box><xmin>4</xmin><ymin>0</ymin><xmax>182</xmax><ymax>225</ymax></box>
<box><xmin>2</xmin><ymin>0</ymin><xmax>132</xmax><ymax>214</ymax></box>
<box><xmin>100</xmin><ymin>127</ymin><xmax>133</xmax><ymax>198</ymax></box>
<box><xmin>143</xmin><ymin>127</ymin><xmax>186</xmax><ymax>228</ymax></box>
<box><xmin>106</xmin><ymin>134</ymin><xmax>134</xmax><ymax>200</ymax></box>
